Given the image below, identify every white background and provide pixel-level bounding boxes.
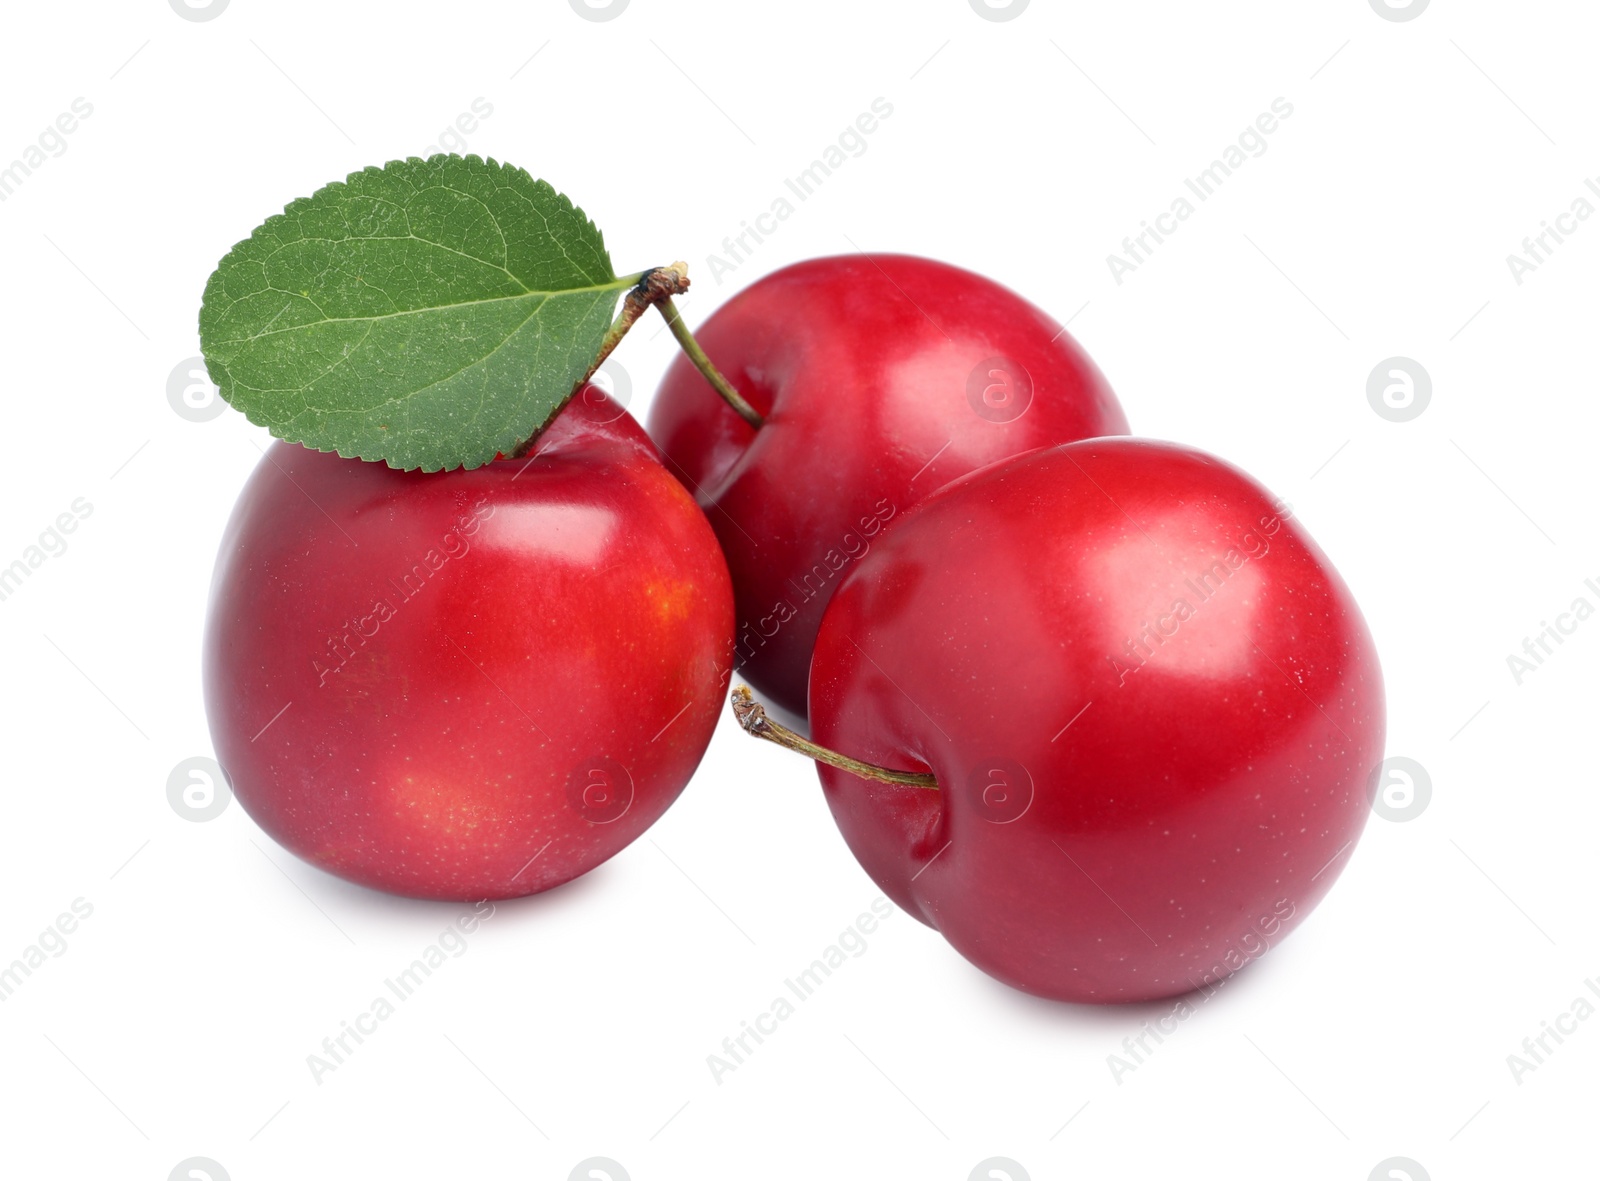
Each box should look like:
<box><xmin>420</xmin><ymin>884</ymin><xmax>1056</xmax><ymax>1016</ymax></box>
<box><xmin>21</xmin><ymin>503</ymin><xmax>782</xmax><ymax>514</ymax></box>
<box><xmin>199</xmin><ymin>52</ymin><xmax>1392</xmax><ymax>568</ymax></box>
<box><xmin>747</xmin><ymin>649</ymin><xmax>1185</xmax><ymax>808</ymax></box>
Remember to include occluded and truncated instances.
<box><xmin>0</xmin><ymin>1</ymin><xmax>1593</xmax><ymax>1178</ymax></box>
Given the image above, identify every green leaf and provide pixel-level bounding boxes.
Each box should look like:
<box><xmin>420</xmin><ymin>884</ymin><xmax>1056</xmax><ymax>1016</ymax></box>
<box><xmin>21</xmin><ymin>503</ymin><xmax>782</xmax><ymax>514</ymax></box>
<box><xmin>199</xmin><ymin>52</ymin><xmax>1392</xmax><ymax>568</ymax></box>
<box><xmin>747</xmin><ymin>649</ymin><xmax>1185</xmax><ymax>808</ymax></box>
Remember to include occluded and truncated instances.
<box><xmin>199</xmin><ymin>155</ymin><xmax>630</xmax><ymax>471</ymax></box>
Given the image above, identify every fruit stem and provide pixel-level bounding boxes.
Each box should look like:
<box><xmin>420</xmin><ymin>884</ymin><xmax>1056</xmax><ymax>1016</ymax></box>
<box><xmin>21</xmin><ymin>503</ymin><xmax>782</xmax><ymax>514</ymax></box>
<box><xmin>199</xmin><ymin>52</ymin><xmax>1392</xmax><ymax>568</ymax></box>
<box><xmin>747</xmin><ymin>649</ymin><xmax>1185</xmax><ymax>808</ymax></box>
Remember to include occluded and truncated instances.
<box><xmin>509</xmin><ymin>261</ymin><xmax>762</xmax><ymax>457</ymax></box>
<box><xmin>592</xmin><ymin>267</ymin><xmax>675</xmax><ymax>369</ymax></box>
<box><xmin>730</xmin><ymin>686</ymin><xmax>939</xmax><ymax>788</ymax></box>
<box><xmin>509</xmin><ymin>264</ymin><xmax>693</xmax><ymax>458</ymax></box>
<box><xmin>658</xmin><ymin>297</ymin><xmax>765</xmax><ymax>430</ymax></box>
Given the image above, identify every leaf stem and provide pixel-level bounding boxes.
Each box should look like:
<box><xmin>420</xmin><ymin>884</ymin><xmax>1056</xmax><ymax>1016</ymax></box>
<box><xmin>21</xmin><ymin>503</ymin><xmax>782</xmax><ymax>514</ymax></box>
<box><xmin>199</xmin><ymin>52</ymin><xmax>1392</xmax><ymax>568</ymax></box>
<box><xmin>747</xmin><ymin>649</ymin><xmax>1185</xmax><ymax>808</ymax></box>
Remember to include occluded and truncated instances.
<box><xmin>657</xmin><ymin>297</ymin><xmax>764</xmax><ymax>429</ymax></box>
<box><xmin>508</xmin><ymin>264</ymin><xmax>687</xmax><ymax>458</ymax></box>
<box><xmin>509</xmin><ymin>261</ymin><xmax>763</xmax><ymax>457</ymax></box>
<box><xmin>730</xmin><ymin>686</ymin><xmax>940</xmax><ymax>789</ymax></box>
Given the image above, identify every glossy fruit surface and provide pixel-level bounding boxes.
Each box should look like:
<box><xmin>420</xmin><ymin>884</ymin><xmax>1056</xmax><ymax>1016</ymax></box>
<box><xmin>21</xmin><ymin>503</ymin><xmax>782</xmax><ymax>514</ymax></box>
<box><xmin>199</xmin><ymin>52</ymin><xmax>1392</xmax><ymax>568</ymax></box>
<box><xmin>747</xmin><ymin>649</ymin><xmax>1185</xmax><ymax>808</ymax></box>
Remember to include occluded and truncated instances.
<box><xmin>809</xmin><ymin>438</ymin><xmax>1384</xmax><ymax>1002</ymax></box>
<box><xmin>203</xmin><ymin>390</ymin><xmax>734</xmax><ymax>900</ymax></box>
<box><xmin>647</xmin><ymin>253</ymin><xmax>1128</xmax><ymax>716</ymax></box>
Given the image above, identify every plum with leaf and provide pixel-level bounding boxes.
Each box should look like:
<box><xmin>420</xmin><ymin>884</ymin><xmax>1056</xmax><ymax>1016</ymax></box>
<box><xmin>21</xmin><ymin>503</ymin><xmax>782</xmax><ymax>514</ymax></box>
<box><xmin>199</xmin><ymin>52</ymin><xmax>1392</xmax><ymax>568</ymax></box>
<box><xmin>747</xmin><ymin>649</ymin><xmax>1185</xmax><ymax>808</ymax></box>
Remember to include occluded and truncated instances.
<box><xmin>199</xmin><ymin>156</ymin><xmax>733</xmax><ymax>899</ymax></box>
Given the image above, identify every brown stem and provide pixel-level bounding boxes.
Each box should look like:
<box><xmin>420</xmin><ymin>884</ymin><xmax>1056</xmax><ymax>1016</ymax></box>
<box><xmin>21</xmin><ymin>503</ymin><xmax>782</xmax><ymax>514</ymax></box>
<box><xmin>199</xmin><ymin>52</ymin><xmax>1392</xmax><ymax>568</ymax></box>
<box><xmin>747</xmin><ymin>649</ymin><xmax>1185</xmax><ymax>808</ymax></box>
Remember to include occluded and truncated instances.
<box><xmin>730</xmin><ymin>686</ymin><xmax>939</xmax><ymax>789</ymax></box>
<box><xmin>509</xmin><ymin>264</ymin><xmax>693</xmax><ymax>459</ymax></box>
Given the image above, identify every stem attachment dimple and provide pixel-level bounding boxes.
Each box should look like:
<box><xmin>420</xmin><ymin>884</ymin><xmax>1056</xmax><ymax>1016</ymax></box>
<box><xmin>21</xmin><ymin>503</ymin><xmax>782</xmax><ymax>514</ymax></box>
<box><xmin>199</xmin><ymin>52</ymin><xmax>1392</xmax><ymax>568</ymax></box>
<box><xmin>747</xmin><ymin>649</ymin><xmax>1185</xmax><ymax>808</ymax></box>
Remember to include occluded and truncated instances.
<box><xmin>731</xmin><ymin>686</ymin><xmax>940</xmax><ymax>789</ymax></box>
<box><xmin>658</xmin><ymin>296</ymin><xmax>765</xmax><ymax>430</ymax></box>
